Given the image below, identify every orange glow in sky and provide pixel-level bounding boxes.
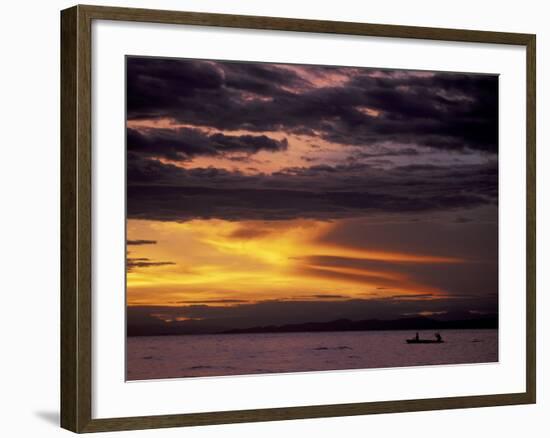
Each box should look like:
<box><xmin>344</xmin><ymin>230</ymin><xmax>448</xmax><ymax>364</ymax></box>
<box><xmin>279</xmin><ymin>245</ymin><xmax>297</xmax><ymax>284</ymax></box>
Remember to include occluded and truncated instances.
<box><xmin>126</xmin><ymin>218</ymin><xmax>463</xmax><ymax>307</ymax></box>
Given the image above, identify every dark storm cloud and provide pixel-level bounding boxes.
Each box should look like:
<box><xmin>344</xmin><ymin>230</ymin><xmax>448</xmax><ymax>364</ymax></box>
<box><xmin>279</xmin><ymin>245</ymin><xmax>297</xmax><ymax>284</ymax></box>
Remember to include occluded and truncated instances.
<box><xmin>127</xmin><ymin>295</ymin><xmax>498</xmax><ymax>335</ymax></box>
<box><xmin>127</xmin><ymin>57</ymin><xmax>498</xmax><ymax>153</ymax></box>
<box><xmin>127</xmin><ymin>57</ymin><xmax>308</xmax><ymax>108</ymax></box>
<box><xmin>127</xmin><ymin>257</ymin><xmax>175</xmax><ymax>272</ymax></box>
<box><xmin>222</xmin><ymin>61</ymin><xmax>311</xmax><ymax>95</ymax></box>
<box><xmin>126</xmin><ymin>239</ymin><xmax>174</xmax><ymax>272</ymax></box>
<box><xmin>126</xmin><ymin>58</ymin><xmax>498</xmax><ymax>221</ymax></box>
<box><xmin>127</xmin><ymin>157</ymin><xmax>497</xmax><ymax>221</ymax></box>
<box><xmin>355</xmin><ymin>147</ymin><xmax>419</xmax><ymax>159</ymax></box>
<box><xmin>127</xmin><ymin>239</ymin><xmax>157</xmax><ymax>245</ymax></box>
<box><xmin>128</xmin><ymin>127</ymin><xmax>288</xmax><ymax>161</ymax></box>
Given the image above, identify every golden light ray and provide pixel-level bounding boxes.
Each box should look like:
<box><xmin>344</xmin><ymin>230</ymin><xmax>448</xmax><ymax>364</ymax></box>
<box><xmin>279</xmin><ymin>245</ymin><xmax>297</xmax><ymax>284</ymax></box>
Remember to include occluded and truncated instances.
<box><xmin>127</xmin><ymin>218</ymin><xmax>463</xmax><ymax>307</ymax></box>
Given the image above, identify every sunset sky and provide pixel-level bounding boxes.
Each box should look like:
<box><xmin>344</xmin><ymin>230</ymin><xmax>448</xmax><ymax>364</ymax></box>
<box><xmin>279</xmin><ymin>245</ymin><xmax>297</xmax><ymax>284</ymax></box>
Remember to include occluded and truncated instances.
<box><xmin>126</xmin><ymin>57</ymin><xmax>498</xmax><ymax>335</ymax></box>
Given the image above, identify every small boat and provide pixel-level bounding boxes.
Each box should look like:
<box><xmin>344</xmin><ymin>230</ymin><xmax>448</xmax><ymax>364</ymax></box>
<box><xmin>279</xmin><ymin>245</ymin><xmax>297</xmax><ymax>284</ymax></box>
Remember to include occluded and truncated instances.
<box><xmin>406</xmin><ymin>339</ymin><xmax>444</xmax><ymax>344</ymax></box>
<box><xmin>406</xmin><ymin>333</ymin><xmax>444</xmax><ymax>344</ymax></box>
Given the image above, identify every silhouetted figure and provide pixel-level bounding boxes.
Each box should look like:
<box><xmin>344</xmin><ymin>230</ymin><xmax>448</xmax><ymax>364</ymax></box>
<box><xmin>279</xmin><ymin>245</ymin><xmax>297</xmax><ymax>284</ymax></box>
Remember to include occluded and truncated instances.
<box><xmin>406</xmin><ymin>332</ymin><xmax>444</xmax><ymax>344</ymax></box>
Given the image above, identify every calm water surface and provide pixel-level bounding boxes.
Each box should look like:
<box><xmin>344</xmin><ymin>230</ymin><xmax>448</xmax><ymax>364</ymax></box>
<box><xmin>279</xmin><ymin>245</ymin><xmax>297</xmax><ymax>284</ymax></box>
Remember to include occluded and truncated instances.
<box><xmin>127</xmin><ymin>329</ymin><xmax>498</xmax><ymax>380</ymax></box>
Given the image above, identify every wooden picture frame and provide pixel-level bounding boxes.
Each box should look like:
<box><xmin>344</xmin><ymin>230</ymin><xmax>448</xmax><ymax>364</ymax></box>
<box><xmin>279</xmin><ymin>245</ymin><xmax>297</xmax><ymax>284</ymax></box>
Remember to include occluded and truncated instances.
<box><xmin>61</xmin><ymin>4</ymin><xmax>536</xmax><ymax>433</ymax></box>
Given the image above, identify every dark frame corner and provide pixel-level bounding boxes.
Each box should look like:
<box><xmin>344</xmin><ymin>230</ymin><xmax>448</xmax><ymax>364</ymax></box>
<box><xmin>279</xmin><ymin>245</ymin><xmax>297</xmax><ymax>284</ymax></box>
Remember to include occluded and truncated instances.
<box><xmin>61</xmin><ymin>4</ymin><xmax>536</xmax><ymax>433</ymax></box>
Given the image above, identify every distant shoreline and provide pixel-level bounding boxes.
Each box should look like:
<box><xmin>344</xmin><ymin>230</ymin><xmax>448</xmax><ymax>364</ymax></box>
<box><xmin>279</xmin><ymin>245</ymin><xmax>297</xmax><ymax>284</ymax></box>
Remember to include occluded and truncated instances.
<box><xmin>127</xmin><ymin>327</ymin><xmax>498</xmax><ymax>338</ymax></box>
<box><xmin>128</xmin><ymin>316</ymin><xmax>498</xmax><ymax>337</ymax></box>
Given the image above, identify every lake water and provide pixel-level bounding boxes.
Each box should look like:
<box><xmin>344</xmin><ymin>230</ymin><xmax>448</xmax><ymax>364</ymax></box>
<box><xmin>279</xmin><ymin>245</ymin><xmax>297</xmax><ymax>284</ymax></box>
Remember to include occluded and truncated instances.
<box><xmin>126</xmin><ymin>329</ymin><xmax>498</xmax><ymax>380</ymax></box>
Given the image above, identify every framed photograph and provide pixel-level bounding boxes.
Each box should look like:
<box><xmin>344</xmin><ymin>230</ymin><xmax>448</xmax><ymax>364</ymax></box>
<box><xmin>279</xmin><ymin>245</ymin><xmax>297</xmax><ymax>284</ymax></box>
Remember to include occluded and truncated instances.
<box><xmin>60</xmin><ymin>4</ymin><xmax>536</xmax><ymax>433</ymax></box>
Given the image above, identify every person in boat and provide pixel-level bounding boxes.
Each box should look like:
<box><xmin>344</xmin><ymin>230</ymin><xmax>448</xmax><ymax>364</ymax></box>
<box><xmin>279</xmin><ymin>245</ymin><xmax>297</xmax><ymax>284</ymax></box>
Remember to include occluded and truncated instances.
<box><xmin>415</xmin><ymin>332</ymin><xmax>419</xmax><ymax>341</ymax></box>
<box><xmin>435</xmin><ymin>332</ymin><xmax>442</xmax><ymax>342</ymax></box>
